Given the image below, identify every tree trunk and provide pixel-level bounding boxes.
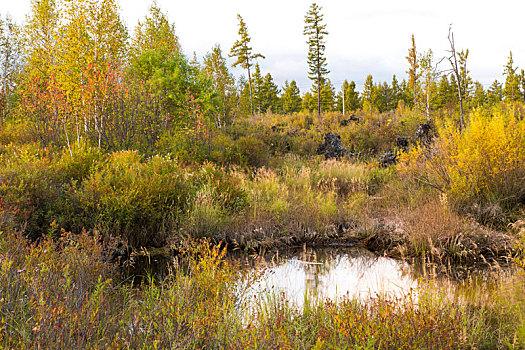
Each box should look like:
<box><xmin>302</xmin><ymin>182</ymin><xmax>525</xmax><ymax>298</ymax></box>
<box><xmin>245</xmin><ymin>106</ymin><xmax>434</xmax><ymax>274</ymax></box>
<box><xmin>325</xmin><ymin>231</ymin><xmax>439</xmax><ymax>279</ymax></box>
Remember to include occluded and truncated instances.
<box><xmin>317</xmin><ymin>73</ymin><xmax>321</xmax><ymax>116</ymax></box>
<box><xmin>247</xmin><ymin>63</ymin><xmax>254</xmax><ymax>119</ymax></box>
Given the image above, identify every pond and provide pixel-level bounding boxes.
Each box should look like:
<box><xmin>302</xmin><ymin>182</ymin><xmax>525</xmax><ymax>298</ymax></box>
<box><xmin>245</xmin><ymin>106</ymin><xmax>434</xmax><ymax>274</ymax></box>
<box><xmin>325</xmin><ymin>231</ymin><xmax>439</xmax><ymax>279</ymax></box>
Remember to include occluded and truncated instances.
<box><xmin>239</xmin><ymin>246</ymin><xmax>508</xmax><ymax>308</ymax></box>
<box><xmin>126</xmin><ymin>244</ymin><xmax>510</xmax><ymax>308</ymax></box>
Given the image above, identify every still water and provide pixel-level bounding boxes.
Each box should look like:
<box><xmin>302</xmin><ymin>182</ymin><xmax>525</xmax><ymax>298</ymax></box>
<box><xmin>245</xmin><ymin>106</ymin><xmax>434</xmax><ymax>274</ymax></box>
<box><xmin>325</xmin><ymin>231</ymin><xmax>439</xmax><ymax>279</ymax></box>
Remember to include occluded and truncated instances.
<box><xmin>240</xmin><ymin>246</ymin><xmax>511</xmax><ymax>308</ymax></box>
<box><xmin>243</xmin><ymin>247</ymin><xmax>419</xmax><ymax>307</ymax></box>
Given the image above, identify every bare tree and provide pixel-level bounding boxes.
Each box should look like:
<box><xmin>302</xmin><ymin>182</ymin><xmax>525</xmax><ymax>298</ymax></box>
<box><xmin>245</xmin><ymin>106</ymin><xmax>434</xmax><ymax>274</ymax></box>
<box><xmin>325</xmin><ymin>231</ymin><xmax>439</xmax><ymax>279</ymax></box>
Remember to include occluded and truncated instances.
<box><xmin>446</xmin><ymin>25</ymin><xmax>465</xmax><ymax>131</ymax></box>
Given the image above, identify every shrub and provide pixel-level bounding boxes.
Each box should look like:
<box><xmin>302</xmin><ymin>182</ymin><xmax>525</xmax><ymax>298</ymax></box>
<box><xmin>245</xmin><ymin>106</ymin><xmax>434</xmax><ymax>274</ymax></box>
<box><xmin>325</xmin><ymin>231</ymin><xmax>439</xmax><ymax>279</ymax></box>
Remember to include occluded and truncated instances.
<box><xmin>72</xmin><ymin>151</ymin><xmax>190</xmax><ymax>247</ymax></box>
<box><xmin>398</xmin><ymin>105</ymin><xmax>525</xmax><ymax>224</ymax></box>
<box><xmin>236</xmin><ymin>136</ymin><xmax>269</xmax><ymax>167</ymax></box>
<box><xmin>0</xmin><ymin>119</ymin><xmax>38</xmax><ymax>145</ymax></box>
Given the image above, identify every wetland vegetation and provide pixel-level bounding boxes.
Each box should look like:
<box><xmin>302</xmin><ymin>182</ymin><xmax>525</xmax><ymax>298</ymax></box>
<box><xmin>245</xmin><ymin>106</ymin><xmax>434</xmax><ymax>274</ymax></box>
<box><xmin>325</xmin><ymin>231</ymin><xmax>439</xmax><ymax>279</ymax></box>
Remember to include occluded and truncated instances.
<box><xmin>1</xmin><ymin>0</ymin><xmax>525</xmax><ymax>348</ymax></box>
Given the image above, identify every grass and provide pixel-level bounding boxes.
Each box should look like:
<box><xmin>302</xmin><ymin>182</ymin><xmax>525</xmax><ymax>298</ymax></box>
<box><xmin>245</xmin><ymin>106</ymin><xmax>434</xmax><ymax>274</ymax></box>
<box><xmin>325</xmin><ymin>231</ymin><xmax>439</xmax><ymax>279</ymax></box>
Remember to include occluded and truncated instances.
<box><xmin>1</xmin><ymin>104</ymin><xmax>524</xmax><ymax>347</ymax></box>
<box><xmin>1</xmin><ymin>230</ymin><xmax>524</xmax><ymax>349</ymax></box>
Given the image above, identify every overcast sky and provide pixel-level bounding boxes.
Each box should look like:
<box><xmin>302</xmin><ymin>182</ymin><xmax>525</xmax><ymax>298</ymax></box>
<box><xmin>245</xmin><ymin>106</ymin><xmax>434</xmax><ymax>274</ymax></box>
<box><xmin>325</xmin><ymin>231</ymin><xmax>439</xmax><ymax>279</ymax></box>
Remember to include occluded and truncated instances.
<box><xmin>3</xmin><ymin>0</ymin><xmax>524</xmax><ymax>92</ymax></box>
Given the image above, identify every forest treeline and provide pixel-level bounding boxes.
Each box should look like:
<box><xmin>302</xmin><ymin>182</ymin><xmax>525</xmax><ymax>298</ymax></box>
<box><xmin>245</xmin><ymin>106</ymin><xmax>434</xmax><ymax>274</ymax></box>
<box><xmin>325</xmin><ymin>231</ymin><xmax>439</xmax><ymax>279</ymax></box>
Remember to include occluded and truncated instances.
<box><xmin>1</xmin><ymin>0</ymin><xmax>524</xmax><ymax>153</ymax></box>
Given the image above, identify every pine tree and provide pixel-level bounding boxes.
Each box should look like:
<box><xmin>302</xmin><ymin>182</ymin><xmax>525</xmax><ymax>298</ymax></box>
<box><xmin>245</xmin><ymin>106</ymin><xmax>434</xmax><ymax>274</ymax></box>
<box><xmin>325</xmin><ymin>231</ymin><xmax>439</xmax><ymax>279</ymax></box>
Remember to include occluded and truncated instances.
<box><xmin>362</xmin><ymin>74</ymin><xmax>375</xmax><ymax>114</ymax></box>
<box><xmin>376</xmin><ymin>81</ymin><xmax>392</xmax><ymax>113</ymax></box>
<box><xmin>472</xmin><ymin>82</ymin><xmax>486</xmax><ymax>108</ymax></box>
<box><xmin>458</xmin><ymin>50</ymin><xmax>473</xmax><ymax>103</ymax></box>
<box><xmin>229</xmin><ymin>14</ymin><xmax>264</xmax><ymax>118</ymax></box>
<box><xmin>252</xmin><ymin>62</ymin><xmax>263</xmax><ymax>116</ymax></box>
<box><xmin>390</xmin><ymin>75</ymin><xmax>402</xmax><ymax>109</ymax></box>
<box><xmin>337</xmin><ymin>80</ymin><xmax>360</xmax><ymax>113</ymax></box>
<box><xmin>281</xmin><ymin>80</ymin><xmax>302</xmax><ymax>114</ymax></box>
<box><xmin>487</xmin><ymin>80</ymin><xmax>503</xmax><ymax>105</ymax></box>
<box><xmin>320</xmin><ymin>79</ymin><xmax>335</xmax><ymax>112</ymax></box>
<box><xmin>436</xmin><ymin>75</ymin><xmax>457</xmax><ymax>109</ymax></box>
<box><xmin>261</xmin><ymin>72</ymin><xmax>280</xmax><ymax>113</ymax></box>
<box><xmin>304</xmin><ymin>3</ymin><xmax>329</xmax><ymax>116</ymax></box>
<box><xmin>503</xmin><ymin>51</ymin><xmax>520</xmax><ymax>102</ymax></box>
<box><xmin>302</xmin><ymin>91</ymin><xmax>317</xmax><ymax>112</ymax></box>
<box><xmin>405</xmin><ymin>34</ymin><xmax>420</xmax><ymax>107</ymax></box>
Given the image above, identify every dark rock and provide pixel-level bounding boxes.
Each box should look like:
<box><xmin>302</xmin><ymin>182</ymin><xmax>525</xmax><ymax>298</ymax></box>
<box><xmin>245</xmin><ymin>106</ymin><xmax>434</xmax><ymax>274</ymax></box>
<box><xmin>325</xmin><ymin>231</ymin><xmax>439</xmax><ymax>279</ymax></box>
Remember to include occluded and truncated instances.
<box><xmin>316</xmin><ymin>133</ymin><xmax>352</xmax><ymax>159</ymax></box>
<box><xmin>395</xmin><ymin>136</ymin><xmax>409</xmax><ymax>150</ymax></box>
<box><xmin>416</xmin><ymin>120</ymin><xmax>434</xmax><ymax>144</ymax></box>
<box><xmin>378</xmin><ymin>150</ymin><xmax>398</xmax><ymax>167</ymax></box>
<box><xmin>340</xmin><ymin>114</ymin><xmax>360</xmax><ymax>126</ymax></box>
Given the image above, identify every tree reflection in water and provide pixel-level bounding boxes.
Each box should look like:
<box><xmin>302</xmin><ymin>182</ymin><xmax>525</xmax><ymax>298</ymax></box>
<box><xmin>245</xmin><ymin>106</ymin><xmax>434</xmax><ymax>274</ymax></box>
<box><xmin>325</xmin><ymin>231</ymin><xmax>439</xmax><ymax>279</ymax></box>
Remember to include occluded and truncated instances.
<box><xmin>246</xmin><ymin>247</ymin><xmax>418</xmax><ymax>308</ymax></box>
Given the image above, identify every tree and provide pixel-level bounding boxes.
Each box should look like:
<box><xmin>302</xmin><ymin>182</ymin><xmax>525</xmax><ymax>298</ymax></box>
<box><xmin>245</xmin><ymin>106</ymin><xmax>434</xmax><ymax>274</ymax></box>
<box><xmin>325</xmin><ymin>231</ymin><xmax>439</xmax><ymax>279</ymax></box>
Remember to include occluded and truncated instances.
<box><xmin>304</xmin><ymin>3</ymin><xmax>329</xmax><ymax>116</ymax></box>
<box><xmin>419</xmin><ymin>49</ymin><xmax>437</xmax><ymax>117</ymax></box>
<box><xmin>203</xmin><ymin>44</ymin><xmax>235</xmax><ymax>127</ymax></box>
<box><xmin>337</xmin><ymin>80</ymin><xmax>360</xmax><ymax>113</ymax></box>
<box><xmin>405</xmin><ymin>34</ymin><xmax>420</xmax><ymax>107</ymax></box>
<box><xmin>56</xmin><ymin>0</ymin><xmax>128</xmax><ymax>145</ymax></box>
<box><xmin>261</xmin><ymin>72</ymin><xmax>280</xmax><ymax>113</ymax></box>
<box><xmin>435</xmin><ymin>75</ymin><xmax>455</xmax><ymax>109</ymax></box>
<box><xmin>281</xmin><ymin>80</ymin><xmax>302</xmax><ymax>114</ymax></box>
<box><xmin>458</xmin><ymin>49</ymin><xmax>473</xmax><ymax>103</ymax></box>
<box><xmin>302</xmin><ymin>91</ymin><xmax>317</xmax><ymax>112</ymax></box>
<box><xmin>503</xmin><ymin>51</ymin><xmax>520</xmax><ymax>102</ymax></box>
<box><xmin>390</xmin><ymin>75</ymin><xmax>405</xmax><ymax>110</ymax></box>
<box><xmin>229</xmin><ymin>14</ymin><xmax>264</xmax><ymax>118</ymax></box>
<box><xmin>131</xmin><ymin>1</ymin><xmax>180</xmax><ymax>58</ymax></box>
<box><xmin>362</xmin><ymin>74</ymin><xmax>375</xmax><ymax>114</ymax></box>
<box><xmin>320</xmin><ymin>78</ymin><xmax>335</xmax><ymax>112</ymax></box>
<box><xmin>520</xmin><ymin>69</ymin><xmax>525</xmax><ymax>103</ymax></box>
<box><xmin>487</xmin><ymin>80</ymin><xmax>503</xmax><ymax>105</ymax></box>
<box><xmin>130</xmin><ymin>3</ymin><xmax>213</xmax><ymax>131</ymax></box>
<box><xmin>472</xmin><ymin>81</ymin><xmax>486</xmax><ymax>108</ymax></box>
<box><xmin>0</xmin><ymin>15</ymin><xmax>22</xmax><ymax>122</ymax></box>
<box><xmin>24</xmin><ymin>0</ymin><xmax>60</xmax><ymax>83</ymax></box>
<box><xmin>252</xmin><ymin>62</ymin><xmax>263</xmax><ymax>115</ymax></box>
<box><xmin>446</xmin><ymin>25</ymin><xmax>466</xmax><ymax>131</ymax></box>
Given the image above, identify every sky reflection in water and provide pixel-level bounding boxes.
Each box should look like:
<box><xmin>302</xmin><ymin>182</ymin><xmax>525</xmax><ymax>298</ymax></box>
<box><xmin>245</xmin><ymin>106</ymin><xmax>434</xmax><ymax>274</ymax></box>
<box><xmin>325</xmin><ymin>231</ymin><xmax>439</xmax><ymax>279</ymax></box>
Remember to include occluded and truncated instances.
<box><xmin>246</xmin><ymin>247</ymin><xmax>418</xmax><ymax>307</ymax></box>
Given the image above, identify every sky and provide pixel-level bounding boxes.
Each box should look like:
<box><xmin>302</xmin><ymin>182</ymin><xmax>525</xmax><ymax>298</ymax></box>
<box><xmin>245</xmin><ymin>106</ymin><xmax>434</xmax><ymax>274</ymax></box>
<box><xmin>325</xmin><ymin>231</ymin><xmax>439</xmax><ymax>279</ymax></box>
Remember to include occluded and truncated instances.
<box><xmin>3</xmin><ymin>0</ymin><xmax>524</xmax><ymax>93</ymax></box>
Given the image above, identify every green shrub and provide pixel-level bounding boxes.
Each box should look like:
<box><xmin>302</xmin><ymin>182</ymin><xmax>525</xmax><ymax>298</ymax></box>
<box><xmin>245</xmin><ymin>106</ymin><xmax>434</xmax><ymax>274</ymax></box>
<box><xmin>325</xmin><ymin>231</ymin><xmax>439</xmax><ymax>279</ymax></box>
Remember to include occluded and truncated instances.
<box><xmin>236</xmin><ymin>136</ymin><xmax>269</xmax><ymax>167</ymax></box>
<box><xmin>72</xmin><ymin>151</ymin><xmax>190</xmax><ymax>247</ymax></box>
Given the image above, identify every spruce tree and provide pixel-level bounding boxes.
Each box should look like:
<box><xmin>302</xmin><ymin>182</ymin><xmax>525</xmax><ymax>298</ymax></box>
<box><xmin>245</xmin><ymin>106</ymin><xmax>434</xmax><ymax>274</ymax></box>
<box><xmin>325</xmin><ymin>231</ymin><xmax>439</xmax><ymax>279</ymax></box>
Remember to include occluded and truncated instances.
<box><xmin>229</xmin><ymin>14</ymin><xmax>264</xmax><ymax>118</ymax></box>
<box><xmin>503</xmin><ymin>51</ymin><xmax>520</xmax><ymax>102</ymax></box>
<box><xmin>391</xmin><ymin>75</ymin><xmax>402</xmax><ymax>109</ymax></box>
<box><xmin>362</xmin><ymin>74</ymin><xmax>375</xmax><ymax>114</ymax></box>
<box><xmin>405</xmin><ymin>34</ymin><xmax>420</xmax><ymax>107</ymax></box>
<box><xmin>252</xmin><ymin>62</ymin><xmax>263</xmax><ymax>115</ymax></box>
<box><xmin>303</xmin><ymin>3</ymin><xmax>329</xmax><ymax>116</ymax></box>
<box><xmin>281</xmin><ymin>80</ymin><xmax>302</xmax><ymax>114</ymax></box>
<box><xmin>261</xmin><ymin>72</ymin><xmax>280</xmax><ymax>113</ymax></box>
<box><xmin>320</xmin><ymin>79</ymin><xmax>335</xmax><ymax>112</ymax></box>
<box><xmin>487</xmin><ymin>80</ymin><xmax>503</xmax><ymax>105</ymax></box>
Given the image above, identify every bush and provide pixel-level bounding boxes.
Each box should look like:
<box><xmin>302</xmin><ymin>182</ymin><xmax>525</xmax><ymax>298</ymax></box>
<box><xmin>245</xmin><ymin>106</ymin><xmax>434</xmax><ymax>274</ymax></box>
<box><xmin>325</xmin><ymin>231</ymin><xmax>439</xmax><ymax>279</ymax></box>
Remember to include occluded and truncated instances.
<box><xmin>398</xmin><ymin>105</ymin><xmax>525</xmax><ymax>224</ymax></box>
<box><xmin>72</xmin><ymin>151</ymin><xmax>190</xmax><ymax>247</ymax></box>
<box><xmin>236</xmin><ymin>136</ymin><xmax>269</xmax><ymax>167</ymax></box>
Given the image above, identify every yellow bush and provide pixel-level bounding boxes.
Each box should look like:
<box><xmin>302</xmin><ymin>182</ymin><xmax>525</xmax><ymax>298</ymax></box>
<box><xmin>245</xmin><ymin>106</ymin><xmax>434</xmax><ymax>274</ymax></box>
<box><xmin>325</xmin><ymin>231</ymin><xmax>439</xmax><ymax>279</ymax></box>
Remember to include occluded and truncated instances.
<box><xmin>399</xmin><ymin>105</ymin><xmax>525</xmax><ymax>216</ymax></box>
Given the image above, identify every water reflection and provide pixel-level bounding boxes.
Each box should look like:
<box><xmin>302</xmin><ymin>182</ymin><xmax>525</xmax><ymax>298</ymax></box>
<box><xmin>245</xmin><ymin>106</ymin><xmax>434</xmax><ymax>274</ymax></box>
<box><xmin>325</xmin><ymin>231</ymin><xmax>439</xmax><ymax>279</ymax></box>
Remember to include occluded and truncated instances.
<box><xmin>245</xmin><ymin>247</ymin><xmax>418</xmax><ymax>307</ymax></box>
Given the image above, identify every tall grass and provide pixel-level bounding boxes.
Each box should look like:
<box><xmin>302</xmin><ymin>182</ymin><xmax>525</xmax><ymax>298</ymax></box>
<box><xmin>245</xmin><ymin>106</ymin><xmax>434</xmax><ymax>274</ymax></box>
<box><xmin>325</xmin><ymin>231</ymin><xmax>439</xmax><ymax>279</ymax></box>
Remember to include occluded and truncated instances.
<box><xmin>1</xmin><ymin>230</ymin><xmax>524</xmax><ymax>349</ymax></box>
